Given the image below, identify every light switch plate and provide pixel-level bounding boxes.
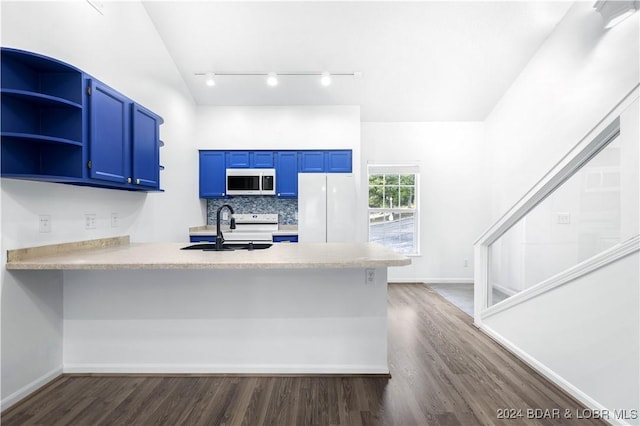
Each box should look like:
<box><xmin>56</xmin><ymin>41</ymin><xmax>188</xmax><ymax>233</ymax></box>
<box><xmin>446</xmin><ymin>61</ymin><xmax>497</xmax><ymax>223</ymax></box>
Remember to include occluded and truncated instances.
<box><xmin>557</xmin><ymin>212</ymin><xmax>571</xmax><ymax>225</ymax></box>
<box><xmin>39</xmin><ymin>215</ymin><xmax>51</xmax><ymax>233</ymax></box>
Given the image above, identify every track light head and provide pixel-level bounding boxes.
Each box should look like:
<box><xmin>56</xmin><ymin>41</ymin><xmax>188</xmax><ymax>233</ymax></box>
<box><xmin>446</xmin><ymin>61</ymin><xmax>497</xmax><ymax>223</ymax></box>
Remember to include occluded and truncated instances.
<box><xmin>266</xmin><ymin>73</ymin><xmax>278</xmax><ymax>87</ymax></box>
<box><xmin>205</xmin><ymin>73</ymin><xmax>215</xmax><ymax>87</ymax></box>
<box><xmin>320</xmin><ymin>72</ymin><xmax>332</xmax><ymax>87</ymax></box>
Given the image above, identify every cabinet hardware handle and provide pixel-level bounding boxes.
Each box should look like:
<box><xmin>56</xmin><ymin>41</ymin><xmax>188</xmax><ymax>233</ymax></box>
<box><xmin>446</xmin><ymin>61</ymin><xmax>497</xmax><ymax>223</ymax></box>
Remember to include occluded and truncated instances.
<box><xmin>127</xmin><ymin>177</ymin><xmax>132</xmax><ymax>184</ymax></box>
<box><xmin>136</xmin><ymin>179</ymin><xmax>140</xmax><ymax>185</ymax></box>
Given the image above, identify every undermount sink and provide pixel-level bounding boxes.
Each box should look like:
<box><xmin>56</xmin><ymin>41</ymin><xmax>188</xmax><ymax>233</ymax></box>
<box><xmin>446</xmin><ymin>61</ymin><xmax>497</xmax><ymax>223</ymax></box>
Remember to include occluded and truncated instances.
<box><xmin>181</xmin><ymin>243</ymin><xmax>273</xmax><ymax>251</ymax></box>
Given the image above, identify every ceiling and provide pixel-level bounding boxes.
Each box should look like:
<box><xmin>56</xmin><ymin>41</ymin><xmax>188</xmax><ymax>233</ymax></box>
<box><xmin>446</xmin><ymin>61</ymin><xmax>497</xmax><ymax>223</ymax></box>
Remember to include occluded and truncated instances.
<box><xmin>142</xmin><ymin>1</ymin><xmax>573</xmax><ymax>122</ymax></box>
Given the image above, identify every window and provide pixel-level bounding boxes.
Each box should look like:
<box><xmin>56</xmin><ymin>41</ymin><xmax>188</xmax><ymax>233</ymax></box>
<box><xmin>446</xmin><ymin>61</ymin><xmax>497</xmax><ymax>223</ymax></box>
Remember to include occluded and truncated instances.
<box><xmin>368</xmin><ymin>165</ymin><xmax>419</xmax><ymax>254</ymax></box>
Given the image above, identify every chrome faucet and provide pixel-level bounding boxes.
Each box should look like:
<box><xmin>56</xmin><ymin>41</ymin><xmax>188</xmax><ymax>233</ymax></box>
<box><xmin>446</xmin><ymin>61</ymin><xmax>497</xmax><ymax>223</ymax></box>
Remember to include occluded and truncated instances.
<box><xmin>216</xmin><ymin>204</ymin><xmax>236</xmax><ymax>250</ymax></box>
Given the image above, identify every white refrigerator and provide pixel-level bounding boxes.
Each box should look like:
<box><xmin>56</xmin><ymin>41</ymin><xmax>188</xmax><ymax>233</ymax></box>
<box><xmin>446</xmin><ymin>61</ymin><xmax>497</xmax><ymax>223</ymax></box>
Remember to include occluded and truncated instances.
<box><xmin>298</xmin><ymin>173</ymin><xmax>357</xmax><ymax>242</ymax></box>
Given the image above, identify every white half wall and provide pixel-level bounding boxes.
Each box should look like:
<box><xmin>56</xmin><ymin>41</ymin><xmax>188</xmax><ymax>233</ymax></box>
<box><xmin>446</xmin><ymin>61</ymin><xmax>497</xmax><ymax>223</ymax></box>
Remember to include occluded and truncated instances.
<box><xmin>483</xmin><ymin>252</ymin><xmax>639</xmax><ymax>418</ymax></box>
<box><xmin>1</xmin><ymin>1</ymin><xmax>198</xmax><ymax>408</ymax></box>
<box><xmin>63</xmin><ymin>268</ymin><xmax>389</xmax><ymax>374</ymax></box>
<box><xmin>361</xmin><ymin>122</ymin><xmax>489</xmax><ymax>282</ymax></box>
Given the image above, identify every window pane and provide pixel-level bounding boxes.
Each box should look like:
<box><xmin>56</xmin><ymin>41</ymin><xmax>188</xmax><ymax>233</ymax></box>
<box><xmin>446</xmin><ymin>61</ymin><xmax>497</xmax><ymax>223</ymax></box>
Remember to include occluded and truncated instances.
<box><xmin>369</xmin><ymin>186</ymin><xmax>384</xmax><ymax>208</ymax></box>
<box><xmin>400</xmin><ymin>174</ymin><xmax>415</xmax><ymax>185</ymax></box>
<box><xmin>369</xmin><ymin>211</ymin><xmax>416</xmax><ymax>254</ymax></box>
<box><xmin>399</xmin><ymin>186</ymin><xmax>414</xmax><ymax>208</ymax></box>
<box><xmin>385</xmin><ymin>186</ymin><xmax>399</xmax><ymax>208</ymax></box>
<box><xmin>385</xmin><ymin>174</ymin><xmax>399</xmax><ymax>185</ymax></box>
<box><xmin>369</xmin><ymin>174</ymin><xmax>384</xmax><ymax>185</ymax></box>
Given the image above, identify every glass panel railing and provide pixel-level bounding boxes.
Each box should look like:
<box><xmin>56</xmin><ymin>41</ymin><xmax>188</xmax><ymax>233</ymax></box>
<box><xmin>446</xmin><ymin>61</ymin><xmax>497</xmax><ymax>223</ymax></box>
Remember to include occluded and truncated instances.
<box><xmin>487</xmin><ymin>100</ymin><xmax>639</xmax><ymax>306</ymax></box>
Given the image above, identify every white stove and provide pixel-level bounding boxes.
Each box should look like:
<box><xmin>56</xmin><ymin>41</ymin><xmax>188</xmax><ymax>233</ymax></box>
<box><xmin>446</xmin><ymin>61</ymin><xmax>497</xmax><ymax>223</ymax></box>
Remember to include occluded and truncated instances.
<box><xmin>224</xmin><ymin>213</ymin><xmax>278</xmax><ymax>243</ymax></box>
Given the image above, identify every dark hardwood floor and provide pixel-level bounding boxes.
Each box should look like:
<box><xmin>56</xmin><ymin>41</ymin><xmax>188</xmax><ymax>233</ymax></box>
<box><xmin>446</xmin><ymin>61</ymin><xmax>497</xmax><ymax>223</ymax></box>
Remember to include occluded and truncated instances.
<box><xmin>2</xmin><ymin>283</ymin><xmax>603</xmax><ymax>425</ymax></box>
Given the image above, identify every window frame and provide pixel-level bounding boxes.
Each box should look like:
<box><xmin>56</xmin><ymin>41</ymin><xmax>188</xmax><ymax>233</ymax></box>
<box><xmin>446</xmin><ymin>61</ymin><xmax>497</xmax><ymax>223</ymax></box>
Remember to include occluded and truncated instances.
<box><xmin>367</xmin><ymin>164</ymin><xmax>420</xmax><ymax>256</ymax></box>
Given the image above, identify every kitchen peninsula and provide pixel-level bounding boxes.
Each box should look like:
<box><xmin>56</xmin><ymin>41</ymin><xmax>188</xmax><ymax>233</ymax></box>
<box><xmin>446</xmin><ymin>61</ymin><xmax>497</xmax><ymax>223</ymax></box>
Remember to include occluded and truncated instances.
<box><xmin>7</xmin><ymin>237</ymin><xmax>410</xmax><ymax>375</ymax></box>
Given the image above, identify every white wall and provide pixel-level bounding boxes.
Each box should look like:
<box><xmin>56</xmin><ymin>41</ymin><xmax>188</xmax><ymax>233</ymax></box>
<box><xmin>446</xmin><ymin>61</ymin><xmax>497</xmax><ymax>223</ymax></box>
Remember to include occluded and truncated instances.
<box><xmin>1</xmin><ymin>0</ymin><xmax>198</xmax><ymax>408</ymax></box>
<box><xmin>361</xmin><ymin>122</ymin><xmax>490</xmax><ymax>282</ymax></box>
<box><xmin>195</xmin><ymin>106</ymin><xmax>366</xmax><ymax>241</ymax></box>
<box><xmin>483</xmin><ymin>252</ymin><xmax>639</xmax><ymax>416</ymax></box>
<box><xmin>486</xmin><ymin>3</ymin><xmax>639</xmax><ymax>219</ymax></box>
<box><xmin>482</xmin><ymin>2</ymin><xmax>639</xmax><ymax>417</ymax></box>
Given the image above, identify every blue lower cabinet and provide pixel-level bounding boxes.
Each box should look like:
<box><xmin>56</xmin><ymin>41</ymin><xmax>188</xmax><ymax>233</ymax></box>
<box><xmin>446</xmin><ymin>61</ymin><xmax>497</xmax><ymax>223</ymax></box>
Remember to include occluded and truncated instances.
<box><xmin>190</xmin><ymin>235</ymin><xmax>216</xmax><ymax>243</ymax></box>
<box><xmin>273</xmin><ymin>235</ymin><xmax>298</xmax><ymax>243</ymax></box>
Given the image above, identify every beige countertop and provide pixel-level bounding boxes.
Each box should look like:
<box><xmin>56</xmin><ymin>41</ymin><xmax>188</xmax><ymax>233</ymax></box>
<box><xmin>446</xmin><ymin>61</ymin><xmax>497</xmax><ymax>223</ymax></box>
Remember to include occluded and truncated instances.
<box><xmin>6</xmin><ymin>236</ymin><xmax>410</xmax><ymax>270</ymax></box>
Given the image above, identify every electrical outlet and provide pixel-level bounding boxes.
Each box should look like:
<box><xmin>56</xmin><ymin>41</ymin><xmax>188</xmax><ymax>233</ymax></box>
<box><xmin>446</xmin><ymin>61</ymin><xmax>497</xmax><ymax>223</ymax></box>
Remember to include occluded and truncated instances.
<box><xmin>39</xmin><ymin>215</ymin><xmax>51</xmax><ymax>233</ymax></box>
<box><xmin>222</xmin><ymin>212</ymin><xmax>229</xmax><ymax>220</ymax></box>
<box><xmin>464</xmin><ymin>258</ymin><xmax>469</xmax><ymax>268</ymax></box>
<box><xmin>557</xmin><ymin>212</ymin><xmax>571</xmax><ymax>225</ymax></box>
<box><xmin>365</xmin><ymin>268</ymin><xmax>375</xmax><ymax>284</ymax></box>
<box><xmin>111</xmin><ymin>212</ymin><xmax>119</xmax><ymax>228</ymax></box>
<box><xmin>85</xmin><ymin>213</ymin><xmax>97</xmax><ymax>229</ymax></box>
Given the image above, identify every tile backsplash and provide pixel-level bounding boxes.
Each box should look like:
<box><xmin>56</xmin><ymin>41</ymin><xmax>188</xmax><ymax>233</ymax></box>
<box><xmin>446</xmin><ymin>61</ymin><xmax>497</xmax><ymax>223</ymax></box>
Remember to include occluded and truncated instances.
<box><xmin>207</xmin><ymin>196</ymin><xmax>298</xmax><ymax>225</ymax></box>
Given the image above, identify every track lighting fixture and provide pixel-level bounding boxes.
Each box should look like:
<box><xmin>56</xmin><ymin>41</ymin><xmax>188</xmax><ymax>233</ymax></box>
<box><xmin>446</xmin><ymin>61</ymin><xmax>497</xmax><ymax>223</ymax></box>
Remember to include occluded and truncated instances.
<box><xmin>194</xmin><ymin>71</ymin><xmax>362</xmax><ymax>87</ymax></box>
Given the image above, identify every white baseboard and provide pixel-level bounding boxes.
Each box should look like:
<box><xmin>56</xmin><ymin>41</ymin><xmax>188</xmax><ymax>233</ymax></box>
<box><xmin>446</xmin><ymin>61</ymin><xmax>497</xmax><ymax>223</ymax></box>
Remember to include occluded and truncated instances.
<box><xmin>1</xmin><ymin>367</ymin><xmax>63</xmax><ymax>413</ymax></box>
<box><xmin>480</xmin><ymin>324</ymin><xmax>629</xmax><ymax>426</ymax></box>
<box><xmin>389</xmin><ymin>278</ymin><xmax>474</xmax><ymax>284</ymax></box>
<box><xmin>63</xmin><ymin>363</ymin><xmax>390</xmax><ymax>375</ymax></box>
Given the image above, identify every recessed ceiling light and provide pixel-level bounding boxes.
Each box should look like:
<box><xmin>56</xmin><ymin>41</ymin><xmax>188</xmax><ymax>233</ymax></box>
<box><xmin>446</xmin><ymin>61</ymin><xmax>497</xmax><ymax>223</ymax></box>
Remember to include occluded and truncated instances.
<box><xmin>267</xmin><ymin>73</ymin><xmax>278</xmax><ymax>87</ymax></box>
<box><xmin>320</xmin><ymin>72</ymin><xmax>332</xmax><ymax>87</ymax></box>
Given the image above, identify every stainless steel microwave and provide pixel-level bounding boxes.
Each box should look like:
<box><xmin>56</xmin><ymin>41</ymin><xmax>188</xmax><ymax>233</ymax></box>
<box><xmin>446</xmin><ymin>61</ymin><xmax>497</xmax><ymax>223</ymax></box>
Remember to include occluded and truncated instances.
<box><xmin>226</xmin><ymin>168</ymin><xmax>276</xmax><ymax>195</ymax></box>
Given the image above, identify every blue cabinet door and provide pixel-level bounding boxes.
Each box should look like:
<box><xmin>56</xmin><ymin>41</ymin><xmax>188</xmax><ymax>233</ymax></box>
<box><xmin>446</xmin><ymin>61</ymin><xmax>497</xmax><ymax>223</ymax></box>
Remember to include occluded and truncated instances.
<box><xmin>200</xmin><ymin>151</ymin><xmax>226</xmax><ymax>198</ymax></box>
<box><xmin>226</xmin><ymin>151</ymin><xmax>250</xmax><ymax>168</ymax></box>
<box><xmin>298</xmin><ymin>151</ymin><xmax>325</xmax><ymax>172</ymax></box>
<box><xmin>131</xmin><ymin>103</ymin><xmax>160</xmax><ymax>189</ymax></box>
<box><xmin>89</xmin><ymin>79</ymin><xmax>130</xmax><ymax>184</ymax></box>
<box><xmin>326</xmin><ymin>150</ymin><xmax>352</xmax><ymax>172</ymax></box>
<box><xmin>275</xmin><ymin>151</ymin><xmax>298</xmax><ymax>198</ymax></box>
<box><xmin>251</xmin><ymin>151</ymin><xmax>274</xmax><ymax>168</ymax></box>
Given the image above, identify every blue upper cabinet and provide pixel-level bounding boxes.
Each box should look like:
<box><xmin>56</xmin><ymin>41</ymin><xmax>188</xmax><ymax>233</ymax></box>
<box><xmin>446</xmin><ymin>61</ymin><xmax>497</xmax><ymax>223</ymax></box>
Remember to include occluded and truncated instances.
<box><xmin>1</xmin><ymin>48</ymin><xmax>85</xmax><ymax>180</ymax></box>
<box><xmin>275</xmin><ymin>151</ymin><xmax>298</xmax><ymax>198</ymax></box>
<box><xmin>298</xmin><ymin>151</ymin><xmax>325</xmax><ymax>172</ymax></box>
<box><xmin>251</xmin><ymin>151</ymin><xmax>274</xmax><ymax>168</ymax></box>
<box><xmin>326</xmin><ymin>150</ymin><xmax>352</xmax><ymax>172</ymax></box>
<box><xmin>89</xmin><ymin>79</ymin><xmax>130</xmax><ymax>184</ymax></box>
<box><xmin>199</xmin><ymin>151</ymin><xmax>226</xmax><ymax>198</ymax></box>
<box><xmin>132</xmin><ymin>103</ymin><xmax>162</xmax><ymax>188</ymax></box>
<box><xmin>226</xmin><ymin>151</ymin><xmax>250</xmax><ymax>168</ymax></box>
<box><xmin>298</xmin><ymin>150</ymin><xmax>352</xmax><ymax>173</ymax></box>
<box><xmin>0</xmin><ymin>48</ymin><xmax>163</xmax><ymax>191</ymax></box>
